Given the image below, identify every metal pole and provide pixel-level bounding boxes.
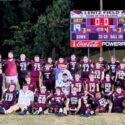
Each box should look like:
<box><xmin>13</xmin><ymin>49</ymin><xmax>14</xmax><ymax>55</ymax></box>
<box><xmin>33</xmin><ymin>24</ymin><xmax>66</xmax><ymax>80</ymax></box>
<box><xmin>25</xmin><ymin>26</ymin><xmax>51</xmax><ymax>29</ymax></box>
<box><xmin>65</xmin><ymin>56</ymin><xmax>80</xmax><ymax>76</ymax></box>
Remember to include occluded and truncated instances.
<box><xmin>100</xmin><ymin>0</ymin><xmax>103</xmax><ymax>57</ymax></box>
<box><xmin>113</xmin><ymin>48</ymin><xmax>116</xmax><ymax>57</ymax></box>
<box><xmin>88</xmin><ymin>48</ymin><xmax>90</xmax><ymax>58</ymax></box>
<box><xmin>100</xmin><ymin>0</ymin><xmax>103</xmax><ymax>11</ymax></box>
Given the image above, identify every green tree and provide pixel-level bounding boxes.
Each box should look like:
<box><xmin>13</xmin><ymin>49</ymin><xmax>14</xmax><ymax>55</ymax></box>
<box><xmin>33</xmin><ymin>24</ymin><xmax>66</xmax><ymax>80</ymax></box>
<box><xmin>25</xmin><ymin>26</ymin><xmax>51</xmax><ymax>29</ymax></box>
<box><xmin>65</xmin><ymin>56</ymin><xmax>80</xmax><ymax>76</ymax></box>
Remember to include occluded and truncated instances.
<box><xmin>34</xmin><ymin>0</ymin><xmax>72</xmax><ymax>59</ymax></box>
<box><xmin>3</xmin><ymin>21</ymin><xmax>34</xmax><ymax>58</ymax></box>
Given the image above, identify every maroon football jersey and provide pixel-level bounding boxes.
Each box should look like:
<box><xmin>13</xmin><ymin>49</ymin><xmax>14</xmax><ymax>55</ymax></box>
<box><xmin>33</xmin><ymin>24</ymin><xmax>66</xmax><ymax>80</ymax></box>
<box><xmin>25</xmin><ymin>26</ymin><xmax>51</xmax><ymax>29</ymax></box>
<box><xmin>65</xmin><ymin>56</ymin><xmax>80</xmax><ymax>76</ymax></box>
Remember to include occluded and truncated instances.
<box><xmin>101</xmin><ymin>80</ymin><xmax>113</xmax><ymax>94</ymax></box>
<box><xmin>113</xmin><ymin>91</ymin><xmax>125</xmax><ymax>106</ymax></box>
<box><xmin>2</xmin><ymin>90</ymin><xmax>17</xmax><ymax>109</ymax></box>
<box><xmin>17</xmin><ymin>59</ymin><xmax>29</xmax><ymax>72</ymax></box>
<box><xmin>68</xmin><ymin>60</ymin><xmax>79</xmax><ymax>75</ymax></box>
<box><xmin>34</xmin><ymin>91</ymin><xmax>50</xmax><ymax>108</ymax></box>
<box><xmin>42</xmin><ymin>68</ymin><xmax>54</xmax><ymax>81</ymax></box>
<box><xmin>95</xmin><ymin>97</ymin><xmax>108</xmax><ymax>112</ymax></box>
<box><xmin>72</xmin><ymin>80</ymin><xmax>83</xmax><ymax>93</ymax></box>
<box><xmin>67</xmin><ymin>94</ymin><xmax>80</xmax><ymax>109</ymax></box>
<box><xmin>91</xmin><ymin>67</ymin><xmax>104</xmax><ymax>80</ymax></box>
<box><xmin>98</xmin><ymin>61</ymin><xmax>107</xmax><ymax>68</ymax></box>
<box><xmin>85</xmin><ymin>79</ymin><xmax>99</xmax><ymax>95</ymax></box>
<box><xmin>30</xmin><ymin>60</ymin><xmax>43</xmax><ymax>77</ymax></box>
<box><xmin>4</xmin><ymin>59</ymin><xmax>17</xmax><ymax>76</ymax></box>
<box><xmin>80</xmin><ymin>93</ymin><xmax>91</xmax><ymax>110</ymax></box>
<box><xmin>51</xmin><ymin>94</ymin><xmax>65</xmax><ymax>109</ymax></box>
<box><xmin>80</xmin><ymin>61</ymin><xmax>92</xmax><ymax>79</ymax></box>
<box><xmin>108</xmin><ymin>62</ymin><xmax>119</xmax><ymax>76</ymax></box>
<box><xmin>116</xmin><ymin>67</ymin><xmax>125</xmax><ymax>80</ymax></box>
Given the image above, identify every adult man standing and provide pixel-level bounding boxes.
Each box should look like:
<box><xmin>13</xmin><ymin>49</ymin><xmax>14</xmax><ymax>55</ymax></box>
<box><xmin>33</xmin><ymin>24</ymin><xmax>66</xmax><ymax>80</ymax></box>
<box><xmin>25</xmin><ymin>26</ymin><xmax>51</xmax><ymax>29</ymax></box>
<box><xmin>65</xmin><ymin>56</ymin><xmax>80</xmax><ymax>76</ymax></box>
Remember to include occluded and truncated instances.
<box><xmin>4</xmin><ymin>52</ymin><xmax>18</xmax><ymax>87</ymax></box>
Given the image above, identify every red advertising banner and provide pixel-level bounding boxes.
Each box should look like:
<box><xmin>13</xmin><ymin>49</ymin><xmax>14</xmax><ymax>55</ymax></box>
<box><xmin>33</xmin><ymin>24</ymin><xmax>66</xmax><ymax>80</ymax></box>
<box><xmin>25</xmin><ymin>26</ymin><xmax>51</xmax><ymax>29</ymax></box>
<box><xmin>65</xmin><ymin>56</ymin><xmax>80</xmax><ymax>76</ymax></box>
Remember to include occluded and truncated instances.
<box><xmin>70</xmin><ymin>40</ymin><xmax>102</xmax><ymax>48</ymax></box>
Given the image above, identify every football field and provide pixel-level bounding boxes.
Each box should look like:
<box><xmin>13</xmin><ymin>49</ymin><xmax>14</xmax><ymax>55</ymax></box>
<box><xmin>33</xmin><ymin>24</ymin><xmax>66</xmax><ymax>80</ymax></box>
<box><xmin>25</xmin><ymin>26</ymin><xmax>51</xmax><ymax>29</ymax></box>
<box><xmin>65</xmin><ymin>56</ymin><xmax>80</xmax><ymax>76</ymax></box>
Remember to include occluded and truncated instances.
<box><xmin>0</xmin><ymin>113</ymin><xmax>125</xmax><ymax>125</ymax></box>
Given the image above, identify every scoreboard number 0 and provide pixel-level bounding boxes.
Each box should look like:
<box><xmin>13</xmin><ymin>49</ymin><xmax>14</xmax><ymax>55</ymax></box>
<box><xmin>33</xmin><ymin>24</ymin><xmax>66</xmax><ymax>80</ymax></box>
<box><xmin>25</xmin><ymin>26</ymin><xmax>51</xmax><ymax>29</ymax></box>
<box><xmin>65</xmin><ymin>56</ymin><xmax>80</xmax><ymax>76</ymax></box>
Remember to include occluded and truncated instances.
<box><xmin>95</xmin><ymin>18</ymin><xmax>109</xmax><ymax>26</ymax></box>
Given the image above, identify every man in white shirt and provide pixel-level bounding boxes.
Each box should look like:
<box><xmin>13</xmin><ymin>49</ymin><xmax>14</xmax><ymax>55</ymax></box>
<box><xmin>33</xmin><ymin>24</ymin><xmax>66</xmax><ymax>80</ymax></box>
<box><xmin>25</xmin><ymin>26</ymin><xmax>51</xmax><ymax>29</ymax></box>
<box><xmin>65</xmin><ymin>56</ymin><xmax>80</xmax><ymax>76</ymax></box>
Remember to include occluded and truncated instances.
<box><xmin>0</xmin><ymin>83</ymin><xmax>34</xmax><ymax>115</ymax></box>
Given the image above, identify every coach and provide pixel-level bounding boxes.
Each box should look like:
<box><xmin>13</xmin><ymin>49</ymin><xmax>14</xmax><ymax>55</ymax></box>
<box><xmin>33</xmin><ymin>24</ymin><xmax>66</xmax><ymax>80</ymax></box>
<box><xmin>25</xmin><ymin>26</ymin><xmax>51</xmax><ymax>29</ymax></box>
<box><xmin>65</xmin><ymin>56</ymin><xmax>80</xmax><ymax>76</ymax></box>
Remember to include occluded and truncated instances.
<box><xmin>4</xmin><ymin>52</ymin><xmax>18</xmax><ymax>87</ymax></box>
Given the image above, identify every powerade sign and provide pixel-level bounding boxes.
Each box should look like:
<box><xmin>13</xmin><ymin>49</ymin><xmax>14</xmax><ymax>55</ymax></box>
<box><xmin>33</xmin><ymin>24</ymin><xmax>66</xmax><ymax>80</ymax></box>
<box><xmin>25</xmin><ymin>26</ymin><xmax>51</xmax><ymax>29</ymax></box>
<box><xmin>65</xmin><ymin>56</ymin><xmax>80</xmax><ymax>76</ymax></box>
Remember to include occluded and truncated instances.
<box><xmin>103</xmin><ymin>41</ymin><xmax>125</xmax><ymax>47</ymax></box>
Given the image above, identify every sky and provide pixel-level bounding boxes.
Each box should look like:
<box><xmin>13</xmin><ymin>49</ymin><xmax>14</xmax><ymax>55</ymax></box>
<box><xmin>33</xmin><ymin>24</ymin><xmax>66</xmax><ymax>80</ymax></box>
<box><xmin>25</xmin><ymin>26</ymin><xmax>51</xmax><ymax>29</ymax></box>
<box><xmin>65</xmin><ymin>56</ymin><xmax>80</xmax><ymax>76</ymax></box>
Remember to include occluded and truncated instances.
<box><xmin>73</xmin><ymin>0</ymin><xmax>125</xmax><ymax>10</ymax></box>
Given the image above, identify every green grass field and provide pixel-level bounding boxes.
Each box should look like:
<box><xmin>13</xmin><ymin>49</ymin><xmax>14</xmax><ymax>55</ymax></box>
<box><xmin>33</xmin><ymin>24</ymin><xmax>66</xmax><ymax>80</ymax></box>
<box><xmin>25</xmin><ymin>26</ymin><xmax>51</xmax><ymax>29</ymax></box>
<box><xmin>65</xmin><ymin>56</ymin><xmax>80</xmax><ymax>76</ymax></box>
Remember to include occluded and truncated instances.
<box><xmin>90</xmin><ymin>49</ymin><xmax>125</xmax><ymax>61</ymax></box>
<box><xmin>0</xmin><ymin>113</ymin><xmax>125</xmax><ymax>125</ymax></box>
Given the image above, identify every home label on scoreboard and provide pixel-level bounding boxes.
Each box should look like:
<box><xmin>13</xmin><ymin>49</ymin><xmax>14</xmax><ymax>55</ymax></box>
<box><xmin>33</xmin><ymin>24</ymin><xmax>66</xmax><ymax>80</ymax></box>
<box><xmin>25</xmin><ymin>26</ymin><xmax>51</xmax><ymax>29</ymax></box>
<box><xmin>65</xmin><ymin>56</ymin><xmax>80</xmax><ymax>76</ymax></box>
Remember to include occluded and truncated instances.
<box><xmin>70</xmin><ymin>10</ymin><xmax>125</xmax><ymax>48</ymax></box>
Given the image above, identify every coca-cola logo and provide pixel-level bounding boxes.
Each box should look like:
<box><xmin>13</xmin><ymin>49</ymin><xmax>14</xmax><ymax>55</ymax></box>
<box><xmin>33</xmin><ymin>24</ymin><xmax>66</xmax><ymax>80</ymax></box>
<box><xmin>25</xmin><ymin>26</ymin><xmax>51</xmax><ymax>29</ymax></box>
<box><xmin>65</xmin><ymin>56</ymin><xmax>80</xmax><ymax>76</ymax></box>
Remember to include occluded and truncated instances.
<box><xmin>70</xmin><ymin>40</ymin><xmax>102</xmax><ymax>48</ymax></box>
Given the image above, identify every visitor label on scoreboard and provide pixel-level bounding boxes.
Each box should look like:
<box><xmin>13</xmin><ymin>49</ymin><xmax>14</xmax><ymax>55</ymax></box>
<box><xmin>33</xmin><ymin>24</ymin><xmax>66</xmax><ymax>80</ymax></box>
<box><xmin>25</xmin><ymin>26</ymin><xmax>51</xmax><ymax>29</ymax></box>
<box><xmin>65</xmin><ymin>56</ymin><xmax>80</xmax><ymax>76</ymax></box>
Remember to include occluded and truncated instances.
<box><xmin>70</xmin><ymin>10</ymin><xmax>125</xmax><ymax>47</ymax></box>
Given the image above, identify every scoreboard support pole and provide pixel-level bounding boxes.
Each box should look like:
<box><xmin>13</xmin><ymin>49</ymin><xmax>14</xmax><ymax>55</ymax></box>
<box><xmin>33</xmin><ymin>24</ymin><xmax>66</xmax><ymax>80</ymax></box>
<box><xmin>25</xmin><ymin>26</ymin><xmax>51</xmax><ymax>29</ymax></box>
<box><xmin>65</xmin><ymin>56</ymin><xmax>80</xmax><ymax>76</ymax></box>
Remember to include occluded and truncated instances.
<box><xmin>100</xmin><ymin>0</ymin><xmax>103</xmax><ymax>57</ymax></box>
<box><xmin>88</xmin><ymin>48</ymin><xmax>90</xmax><ymax>58</ymax></box>
<box><xmin>100</xmin><ymin>47</ymin><xmax>103</xmax><ymax>57</ymax></box>
<box><xmin>113</xmin><ymin>48</ymin><xmax>116</xmax><ymax>57</ymax></box>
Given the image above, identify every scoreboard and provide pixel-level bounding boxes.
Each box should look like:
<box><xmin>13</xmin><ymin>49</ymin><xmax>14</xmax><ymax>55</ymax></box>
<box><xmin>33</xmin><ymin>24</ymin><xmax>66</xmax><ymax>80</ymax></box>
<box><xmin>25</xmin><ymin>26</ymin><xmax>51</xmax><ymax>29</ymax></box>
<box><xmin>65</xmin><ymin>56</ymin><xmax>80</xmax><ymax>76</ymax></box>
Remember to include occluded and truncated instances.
<box><xmin>70</xmin><ymin>10</ymin><xmax>125</xmax><ymax>48</ymax></box>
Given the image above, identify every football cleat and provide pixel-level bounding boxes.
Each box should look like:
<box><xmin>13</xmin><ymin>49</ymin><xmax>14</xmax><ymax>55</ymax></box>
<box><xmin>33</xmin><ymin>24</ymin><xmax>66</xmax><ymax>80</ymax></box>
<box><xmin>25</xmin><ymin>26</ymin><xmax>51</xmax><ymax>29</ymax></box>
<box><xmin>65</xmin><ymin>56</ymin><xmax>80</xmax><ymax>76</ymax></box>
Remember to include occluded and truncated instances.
<box><xmin>0</xmin><ymin>107</ymin><xmax>5</xmax><ymax>114</ymax></box>
<box><xmin>19</xmin><ymin>109</ymin><xmax>28</xmax><ymax>115</ymax></box>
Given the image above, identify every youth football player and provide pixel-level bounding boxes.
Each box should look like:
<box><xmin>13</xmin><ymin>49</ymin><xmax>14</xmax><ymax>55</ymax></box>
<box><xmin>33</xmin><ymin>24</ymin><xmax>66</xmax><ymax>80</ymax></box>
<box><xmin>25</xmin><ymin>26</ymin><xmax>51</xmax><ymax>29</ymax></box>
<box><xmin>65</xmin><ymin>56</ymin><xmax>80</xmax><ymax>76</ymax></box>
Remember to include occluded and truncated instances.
<box><xmin>32</xmin><ymin>86</ymin><xmax>51</xmax><ymax>115</ymax></box>
<box><xmin>17</xmin><ymin>53</ymin><xmax>30</xmax><ymax>89</ymax></box>
<box><xmin>71</xmin><ymin>73</ymin><xmax>83</xmax><ymax>94</ymax></box>
<box><xmin>112</xmin><ymin>86</ymin><xmax>125</xmax><ymax>113</ymax></box>
<box><xmin>80</xmin><ymin>56</ymin><xmax>93</xmax><ymax>80</ymax></box>
<box><xmin>30</xmin><ymin>55</ymin><xmax>44</xmax><ymax>90</ymax></box>
<box><xmin>115</xmin><ymin>63</ymin><xmax>125</xmax><ymax>88</ymax></box>
<box><xmin>85</xmin><ymin>73</ymin><xmax>99</xmax><ymax>96</ymax></box>
<box><xmin>0</xmin><ymin>84</ymin><xmax>18</xmax><ymax>110</ymax></box>
<box><xmin>101</xmin><ymin>74</ymin><xmax>114</xmax><ymax>99</ymax></box>
<box><xmin>25</xmin><ymin>75</ymin><xmax>35</xmax><ymax>92</ymax></box>
<box><xmin>63</xmin><ymin>86</ymin><xmax>81</xmax><ymax>115</ymax></box>
<box><xmin>68</xmin><ymin>54</ymin><xmax>79</xmax><ymax>77</ymax></box>
<box><xmin>91</xmin><ymin>62</ymin><xmax>104</xmax><ymax>81</ymax></box>
<box><xmin>42</xmin><ymin>64</ymin><xmax>55</xmax><ymax>92</ymax></box>
<box><xmin>107</xmin><ymin>56</ymin><xmax>119</xmax><ymax>82</ymax></box>
<box><xmin>80</xmin><ymin>90</ymin><xmax>95</xmax><ymax>117</ymax></box>
<box><xmin>93</xmin><ymin>92</ymin><xmax>113</xmax><ymax>113</ymax></box>
<box><xmin>98</xmin><ymin>56</ymin><xmax>107</xmax><ymax>69</ymax></box>
<box><xmin>49</xmin><ymin>87</ymin><xmax>65</xmax><ymax>115</ymax></box>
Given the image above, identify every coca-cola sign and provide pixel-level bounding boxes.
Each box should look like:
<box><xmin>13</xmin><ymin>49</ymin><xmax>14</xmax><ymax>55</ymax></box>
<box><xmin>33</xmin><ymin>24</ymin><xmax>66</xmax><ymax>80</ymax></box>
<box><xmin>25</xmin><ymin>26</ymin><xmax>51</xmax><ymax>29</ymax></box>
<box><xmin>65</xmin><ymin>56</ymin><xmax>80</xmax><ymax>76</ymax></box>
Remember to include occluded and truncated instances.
<box><xmin>70</xmin><ymin>40</ymin><xmax>102</xmax><ymax>48</ymax></box>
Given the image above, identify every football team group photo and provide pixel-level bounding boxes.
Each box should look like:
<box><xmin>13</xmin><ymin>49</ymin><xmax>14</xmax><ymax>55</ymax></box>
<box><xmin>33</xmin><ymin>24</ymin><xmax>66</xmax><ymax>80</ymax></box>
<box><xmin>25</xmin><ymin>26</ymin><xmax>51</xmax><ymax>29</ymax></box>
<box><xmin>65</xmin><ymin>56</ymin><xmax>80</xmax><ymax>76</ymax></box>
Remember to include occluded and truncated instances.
<box><xmin>0</xmin><ymin>0</ymin><xmax>125</xmax><ymax>125</ymax></box>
